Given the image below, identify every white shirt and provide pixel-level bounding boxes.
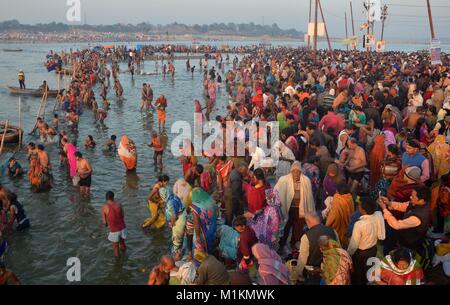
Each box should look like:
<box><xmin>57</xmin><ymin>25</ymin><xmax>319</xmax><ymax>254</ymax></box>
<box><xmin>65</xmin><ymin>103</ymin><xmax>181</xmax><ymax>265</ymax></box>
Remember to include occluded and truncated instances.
<box><xmin>248</xmin><ymin>146</ymin><xmax>266</xmax><ymax>170</ymax></box>
<box><xmin>347</xmin><ymin>212</ymin><xmax>386</xmax><ymax>256</ymax></box>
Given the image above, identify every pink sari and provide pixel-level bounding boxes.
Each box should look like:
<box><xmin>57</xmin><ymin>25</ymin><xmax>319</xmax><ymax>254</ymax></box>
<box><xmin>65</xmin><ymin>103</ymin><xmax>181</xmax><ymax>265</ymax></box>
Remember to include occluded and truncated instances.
<box><xmin>67</xmin><ymin>143</ymin><xmax>77</xmax><ymax>177</ymax></box>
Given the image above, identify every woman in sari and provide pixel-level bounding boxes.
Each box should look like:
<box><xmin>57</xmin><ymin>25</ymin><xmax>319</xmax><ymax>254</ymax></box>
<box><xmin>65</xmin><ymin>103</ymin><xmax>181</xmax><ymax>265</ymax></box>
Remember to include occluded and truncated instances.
<box><xmin>273</xmin><ymin>140</ymin><xmax>296</xmax><ymax>182</ymax></box>
<box><xmin>325</xmin><ymin>183</ymin><xmax>354</xmax><ymax>248</ymax></box>
<box><xmin>142</xmin><ymin>175</ymin><xmax>168</xmax><ymax>229</ymax></box>
<box><xmin>191</xmin><ymin>187</ymin><xmax>218</xmax><ymax>259</ymax></box>
<box><xmin>372</xmin><ymin>144</ymin><xmax>402</xmax><ymax>199</ymax></box>
<box><xmin>215</xmin><ymin>156</ymin><xmax>234</xmax><ymax>193</ymax></box>
<box><xmin>319</xmin><ymin>236</ymin><xmax>353</xmax><ymax>285</ymax></box>
<box><xmin>428</xmin><ymin>135</ymin><xmax>450</xmax><ymax>179</ymax></box>
<box><xmin>160</xmin><ymin>187</ymin><xmax>186</xmax><ymax>259</ymax></box>
<box><xmin>251</xmin><ymin>243</ymin><xmax>289</xmax><ymax>285</ymax></box>
<box><xmin>66</xmin><ymin>141</ymin><xmax>78</xmax><ymax>178</ymax></box>
<box><xmin>376</xmin><ymin>247</ymin><xmax>424</xmax><ymax>285</ymax></box>
<box><xmin>285</xmin><ymin>135</ymin><xmax>299</xmax><ymax>160</ymax></box>
<box><xmin>117</xmin><ymin>135</ymin><xmax>137</xmax><ymax>171</ymax></box>
<box><xmin>369</xmin><ymin>134</ymin><xmax>386</xmax><ymax>189</ymax></box>
<box><xmin>247</xmin><ymin>188</ymin><xmax>283</xmax><ymax>251</ymax></box>
<box><xmin>323</xmin><ymin>163</ymin><xmax>344</xmax><ymax>200</ymax></box>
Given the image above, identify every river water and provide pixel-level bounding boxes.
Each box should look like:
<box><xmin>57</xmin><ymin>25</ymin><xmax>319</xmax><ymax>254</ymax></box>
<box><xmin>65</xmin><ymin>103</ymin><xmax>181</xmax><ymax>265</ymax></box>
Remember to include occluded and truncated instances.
<box><xmin>0</xmin><ymin>40</ymin><xmax>448</xmax><ymax>284</ymax></box>
<box><xmin>0</xmin><ymin>41</ymin><xmax>237</xmax><ymax>284</ymax></box>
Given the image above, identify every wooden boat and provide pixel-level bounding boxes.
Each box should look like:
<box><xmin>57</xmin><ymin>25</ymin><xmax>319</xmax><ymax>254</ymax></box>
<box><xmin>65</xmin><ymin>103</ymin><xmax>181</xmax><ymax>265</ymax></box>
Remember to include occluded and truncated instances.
<box><xmin>0</xmin><ymin>123</ymin><xmax>23</xmax><ymax>143</ymax></box>
<box><xmin>3</xmin><ymin>49</ymin><xmax>23</xmax><ymax>52</ymax></box>
<box><xmin>7</xmin><ymin>86</ymin><xmax>59</xmax><ymax>98</ymax></box>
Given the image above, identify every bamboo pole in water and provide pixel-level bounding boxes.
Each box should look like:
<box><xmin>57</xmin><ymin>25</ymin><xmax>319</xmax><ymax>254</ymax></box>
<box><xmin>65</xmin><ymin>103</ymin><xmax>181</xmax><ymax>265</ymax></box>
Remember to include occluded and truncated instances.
<box><xmin>0</xmin><ymin>120</ymin><xmax>9</xmax><ymax>156</ymax></box>
<box><xmin>18</xmin><ymin>97</ymin><xmax>22</xmax><ymax>148</ymax></box>
<box><xmin>54</xmin><ymin>75</ymin><xmax>61</xmax><ymax>112</ymax></box>
<box><xmin>30</xmin><ymin>90</ymin><xmax>47</xmax><ymax>134</ymax></box>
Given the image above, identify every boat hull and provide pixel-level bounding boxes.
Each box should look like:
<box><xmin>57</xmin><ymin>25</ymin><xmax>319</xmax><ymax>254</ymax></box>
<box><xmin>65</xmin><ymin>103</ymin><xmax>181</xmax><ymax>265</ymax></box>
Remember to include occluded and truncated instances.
<box><xmin>7</xmin><ymin>86</ymin><xmax>59</xmax><ymax>98</ymax></box>
<box><xmin>0</xmin><ymin>124</ymin><xmax>23</xmax><ymax>143</ymax></box>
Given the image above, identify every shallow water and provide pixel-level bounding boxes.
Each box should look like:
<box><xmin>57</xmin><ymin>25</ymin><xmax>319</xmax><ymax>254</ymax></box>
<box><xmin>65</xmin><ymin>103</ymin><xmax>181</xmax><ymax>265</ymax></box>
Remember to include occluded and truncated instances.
<box><xmin>0</xmin><ymin>42</ymin><xmax>233</xmax><ymax>284</ymax></box>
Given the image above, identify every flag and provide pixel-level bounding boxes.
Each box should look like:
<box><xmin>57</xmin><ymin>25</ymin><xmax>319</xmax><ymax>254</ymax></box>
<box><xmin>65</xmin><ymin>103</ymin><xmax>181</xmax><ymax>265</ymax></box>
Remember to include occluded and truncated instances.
<box><xmin>376</xmin><ymin>40</ymin><xmax>385</xmax><ymax>52</ymax></box>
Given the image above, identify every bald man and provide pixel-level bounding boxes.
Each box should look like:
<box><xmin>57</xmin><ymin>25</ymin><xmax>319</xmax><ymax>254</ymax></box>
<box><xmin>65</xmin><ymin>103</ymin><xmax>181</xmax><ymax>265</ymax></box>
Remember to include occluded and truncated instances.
<box><xmin>297</xmin><ymin>212</ymin><xmax>339</xmax><ymax>284</ymax></box>
<box><xmin>148</xmin><ymin>255</ymin><xmax>176</xmax><ymax>285</ymax></box>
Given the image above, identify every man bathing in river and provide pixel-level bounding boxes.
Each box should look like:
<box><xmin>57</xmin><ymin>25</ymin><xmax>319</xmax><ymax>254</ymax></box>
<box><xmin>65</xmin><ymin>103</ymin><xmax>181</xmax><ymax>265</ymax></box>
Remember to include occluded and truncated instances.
<box><xmin>148</xmin><ymin>255</ymin><xmax>175</xmax><ymax>285</ymax></box>
<box><xmin>75</xmin><ymin>152</ymin><xmax>92</xmax><ymax>197</ymax></box>
<box><xmin>102</xmin><ymin>191</ymin><xmax>127</xmax><ymax>257</ymax></box>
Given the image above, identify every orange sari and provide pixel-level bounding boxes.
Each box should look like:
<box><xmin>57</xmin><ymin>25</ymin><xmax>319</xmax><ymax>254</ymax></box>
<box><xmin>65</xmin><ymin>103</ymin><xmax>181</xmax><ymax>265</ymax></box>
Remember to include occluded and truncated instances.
<box><xmin>325</xmin><ymin>193</ymin><xmax>354</xmax><ymax>248</ymax></box>
<box><xmin>369</xmin><ymin>134</ymin><xmax>386</xmax><ymax>187</ymax></box>
<box><xmin>118</xmin><ymin>135</ymin><xmax>137</xmax><ymax>170</ymax></box>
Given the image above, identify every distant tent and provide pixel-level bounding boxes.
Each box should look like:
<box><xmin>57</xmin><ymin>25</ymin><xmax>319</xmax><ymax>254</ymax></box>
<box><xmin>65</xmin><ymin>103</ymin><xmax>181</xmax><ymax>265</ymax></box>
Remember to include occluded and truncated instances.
<box><xmin>136</xmin><ymin>44</ymin><xmax>143</xmax><ymax>51</ymax></box>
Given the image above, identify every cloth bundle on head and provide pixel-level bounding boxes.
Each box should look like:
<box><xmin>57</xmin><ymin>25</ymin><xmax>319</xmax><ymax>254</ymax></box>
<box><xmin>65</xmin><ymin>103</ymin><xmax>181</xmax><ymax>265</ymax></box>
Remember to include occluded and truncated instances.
<box><xmin>405</xmin><ymin>166</ymin><xmax>422</xmax><ymax>182</ymax></box>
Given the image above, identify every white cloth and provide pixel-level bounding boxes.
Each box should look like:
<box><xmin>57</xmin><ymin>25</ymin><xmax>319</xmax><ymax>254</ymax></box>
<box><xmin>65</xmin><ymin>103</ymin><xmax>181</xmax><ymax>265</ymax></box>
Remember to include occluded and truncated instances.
<box><xmin>176</xmin><ymin>262</ymin><xmax>197</xmax><ymax>284</ymax></box>
<box><xmin>336</xmin><ymin>130</ymin><xmax>349</xmax><ymax>156</ymax></box>
<box><xmin>274</xmin><ymin>173</ymin><xmax>315</xmax><ymax>220</ymax></box>
<box><xmin>347</xmin><ymin>211</ymin><xmax>385</xmax><ymax>256</ymax></box>
<box><xmin>273</xmin><ymin>141</ymin><xmax>296</xmax><ymax>180</ymax></box>
<box><xmin>173</xmin><ymin>179</ymin><xmax>192</xmax><ymax>205</ymax></box>
<box><xmin>117</xmin><ymin>142</ymin><xmax>133</xmax><ymax>159</ymax></box>
<box><xmin>321</xmin><ymin>196</ymin><xmax>334</xmax><ymax>219</ymax></box>
<box><xmin>108</xmin><ymin>228</ymin><xmax>127</xmax><ymax>242</ymax></box>
<box><xmin>249</xmin><ymin>146</ymin><xmax>266</xmax><ymax>170</ymax></box>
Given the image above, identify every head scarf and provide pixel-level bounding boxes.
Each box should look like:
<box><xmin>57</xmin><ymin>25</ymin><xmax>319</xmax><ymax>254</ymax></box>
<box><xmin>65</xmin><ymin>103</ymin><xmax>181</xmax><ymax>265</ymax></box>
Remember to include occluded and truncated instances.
<box><xmin>290</xmin><ymin>161</ymin><xmax>302</xmax><ymax>172</ymax></box>
<box><xmin>428</xmin><ymin>135</ymin><xmax>450</xmax><ymax>178</ymax></box>
<box><xmin>252</xmin><ymin>243</ymin><xmax>289</xmax><ymax>285</ymax></box>
<box><xmin>320</xmin><ymin>238</ymin><xmax>352</xmax><ymax>285</ymax></box>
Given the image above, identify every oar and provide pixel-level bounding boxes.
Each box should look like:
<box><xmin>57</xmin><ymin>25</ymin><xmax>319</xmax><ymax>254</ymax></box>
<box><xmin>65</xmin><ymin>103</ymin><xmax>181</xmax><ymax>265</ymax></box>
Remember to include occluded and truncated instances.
<box><xmin>0</xmin><ymin>120</ymin><xmax>9</xmax><ymax>156</ymax></box>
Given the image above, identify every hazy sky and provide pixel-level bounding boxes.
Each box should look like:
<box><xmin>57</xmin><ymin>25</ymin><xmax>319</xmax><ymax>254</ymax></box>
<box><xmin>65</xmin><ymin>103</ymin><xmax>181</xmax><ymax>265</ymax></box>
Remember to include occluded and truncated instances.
<box><xmin>1</xmin><ymin>0</ymin><xmax>449</xmax><ymax>39</ymax></box>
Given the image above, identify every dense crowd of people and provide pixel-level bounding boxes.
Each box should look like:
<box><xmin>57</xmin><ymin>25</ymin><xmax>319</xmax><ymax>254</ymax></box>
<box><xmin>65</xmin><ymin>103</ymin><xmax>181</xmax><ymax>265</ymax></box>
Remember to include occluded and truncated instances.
<box><xmin>1</xmin><ymin>44</ymin><xmax>450</xmax><ymax>285</ymax></box>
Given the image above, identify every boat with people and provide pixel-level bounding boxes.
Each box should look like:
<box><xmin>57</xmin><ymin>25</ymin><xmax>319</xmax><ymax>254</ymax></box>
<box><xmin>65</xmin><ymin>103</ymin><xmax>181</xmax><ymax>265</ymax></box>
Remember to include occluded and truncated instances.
<box><xmin>0</xmin><ymin>123</ymin><xmax>23</xmax><ymax>144</ymax></box>
<box><xmin>7</xmin><ymin>86</ymin><xmax>59</xmax><ymax>98</ymax></box>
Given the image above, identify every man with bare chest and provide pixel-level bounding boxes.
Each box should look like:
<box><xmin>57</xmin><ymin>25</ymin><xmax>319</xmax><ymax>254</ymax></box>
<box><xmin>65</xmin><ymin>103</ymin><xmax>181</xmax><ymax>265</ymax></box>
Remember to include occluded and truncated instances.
<box><xmin>75</xmin><ymin>152</ymin><xmax>92</xmax><ymax>197</ymax></box>
<box><xmin>344</xmin><ymin>137</ymin><xmax>367</xmax><ymax>193</ymax></box>
<box><xmin>148</xmin><ymin>255</ymin><xmax>175</xmax><ymax>285</ymax></box>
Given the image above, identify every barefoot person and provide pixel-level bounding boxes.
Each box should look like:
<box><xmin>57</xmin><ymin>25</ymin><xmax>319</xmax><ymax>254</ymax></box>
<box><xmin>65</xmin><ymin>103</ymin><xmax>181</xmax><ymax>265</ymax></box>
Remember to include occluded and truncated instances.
<box><xmin>101</xmin><ymin>191</ymin><xmax>127</xmax><ymax>257</ymax></box>
<box><xmin>155</xmin><ymin>95</ymin><xmax>167</xmax><ymax>130</ymax></box>
<box><xmin>148</xmin><ymin>131</ymin><xmax>164</xmax><ymax>172</ymax></box>
<box><xmin>75</xmin><ymin>152</ymin><xmax>92</xmax><ymax>196</ymax></box>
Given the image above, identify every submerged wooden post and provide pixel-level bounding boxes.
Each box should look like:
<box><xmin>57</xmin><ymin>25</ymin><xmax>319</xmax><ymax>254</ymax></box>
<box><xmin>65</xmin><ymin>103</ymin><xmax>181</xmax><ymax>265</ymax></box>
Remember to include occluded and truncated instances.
<box><xmin>18</xmin><ymin>97</ymin><xmax>22</xmax><ymax>148</ymax></box>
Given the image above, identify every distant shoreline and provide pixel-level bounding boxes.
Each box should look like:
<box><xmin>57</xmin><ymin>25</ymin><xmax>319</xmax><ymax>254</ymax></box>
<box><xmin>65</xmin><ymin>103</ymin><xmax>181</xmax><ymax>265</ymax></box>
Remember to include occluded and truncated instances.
<box><xmin>0</xmin><ymin>34</ymin><xmax>449</xmax><ymax>49</ymax></box>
